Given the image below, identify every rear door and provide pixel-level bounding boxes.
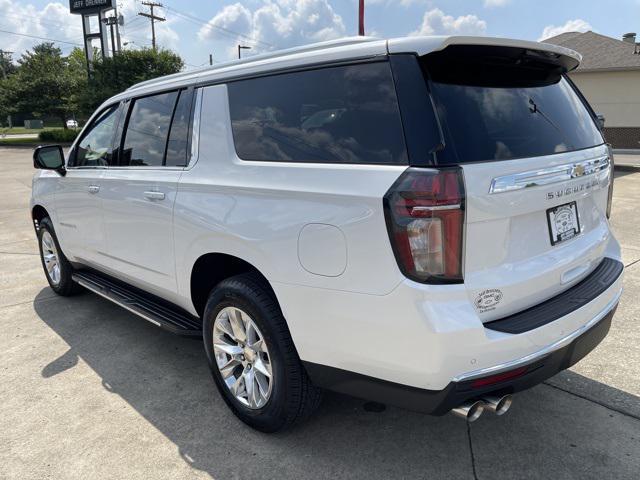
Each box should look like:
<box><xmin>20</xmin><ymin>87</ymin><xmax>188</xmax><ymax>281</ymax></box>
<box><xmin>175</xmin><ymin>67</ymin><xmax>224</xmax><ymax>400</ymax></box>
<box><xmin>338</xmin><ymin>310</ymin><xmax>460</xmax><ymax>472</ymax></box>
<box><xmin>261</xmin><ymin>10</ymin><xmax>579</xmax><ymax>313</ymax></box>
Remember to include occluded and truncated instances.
<box><xmin>99</xmin><ymin>88</ymin><xmax>194</xmax><ymax>297</ymax></box>
<box><xmin>420</xmin><ymin>46</ymin><xmax>612</xmax><ymax>321</ymax></box>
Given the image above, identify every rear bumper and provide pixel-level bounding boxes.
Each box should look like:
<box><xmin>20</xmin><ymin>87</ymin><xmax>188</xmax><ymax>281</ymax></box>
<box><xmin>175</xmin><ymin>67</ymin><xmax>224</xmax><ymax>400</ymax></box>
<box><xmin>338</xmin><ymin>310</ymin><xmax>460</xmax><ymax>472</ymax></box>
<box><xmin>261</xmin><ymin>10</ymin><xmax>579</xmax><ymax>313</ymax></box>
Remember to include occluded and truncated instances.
<box><xmin>304</xmin><ymin>300</ymin><xmax>617</xmax><ymax>415</ymax></box>
<box><xmin>276</xmin><ymin>229</ymin><xmax>623</xmax><ymax>391</ymax></box>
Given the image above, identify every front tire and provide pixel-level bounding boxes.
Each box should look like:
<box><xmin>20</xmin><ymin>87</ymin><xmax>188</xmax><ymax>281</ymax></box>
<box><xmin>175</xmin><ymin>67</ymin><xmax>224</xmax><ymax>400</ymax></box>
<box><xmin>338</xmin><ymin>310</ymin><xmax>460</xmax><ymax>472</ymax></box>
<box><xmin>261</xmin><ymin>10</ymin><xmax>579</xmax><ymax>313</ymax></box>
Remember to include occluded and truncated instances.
<box><xmin>203</xmin><ymin>273</ymin><xmax>322</xmax><ymax>432</ymax></box>
<box><xmin>37</xmin><ymin>217</ymin><xmax>82</xmax><ymax>296</ymax></box>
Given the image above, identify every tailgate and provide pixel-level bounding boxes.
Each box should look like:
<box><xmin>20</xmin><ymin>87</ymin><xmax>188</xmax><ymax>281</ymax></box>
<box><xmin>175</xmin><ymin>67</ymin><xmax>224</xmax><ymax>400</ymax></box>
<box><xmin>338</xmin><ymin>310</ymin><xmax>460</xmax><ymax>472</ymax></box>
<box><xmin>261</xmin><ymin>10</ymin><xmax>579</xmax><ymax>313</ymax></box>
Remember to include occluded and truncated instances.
<box><xmin>415</xmin><ymin>43</ymin><xmax>612</xmax><ymax>322</ymax></box>
<box><xmin>461</xmin><ymin>145</ymin><xmax>611</xmax><ymax>322</ymax></box>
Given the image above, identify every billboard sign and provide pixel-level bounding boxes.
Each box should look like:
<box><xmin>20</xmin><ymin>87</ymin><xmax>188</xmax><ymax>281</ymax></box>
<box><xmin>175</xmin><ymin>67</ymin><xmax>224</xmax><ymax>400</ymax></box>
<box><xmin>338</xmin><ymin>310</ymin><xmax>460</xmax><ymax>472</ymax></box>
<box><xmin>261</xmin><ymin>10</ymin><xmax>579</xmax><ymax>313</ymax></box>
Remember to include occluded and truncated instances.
<box><xmin>69</xmin><ymin>0</ymin><xmax>114</xmax><ymax>14</ymax></box>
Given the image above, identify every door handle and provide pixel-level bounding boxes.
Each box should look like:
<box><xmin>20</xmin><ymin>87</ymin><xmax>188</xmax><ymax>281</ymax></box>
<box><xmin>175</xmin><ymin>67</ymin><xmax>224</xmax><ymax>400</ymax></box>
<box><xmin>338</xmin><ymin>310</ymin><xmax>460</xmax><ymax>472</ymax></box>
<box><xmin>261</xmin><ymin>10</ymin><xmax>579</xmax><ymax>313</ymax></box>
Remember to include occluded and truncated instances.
<box><xmin>88</xmin><ymin>185</ymin><xmax>100</xmax><ymax>194</ymax></box>
<box><xmin>144</xmin><ymin>191</ymin><xmax>165</xmax><ymax>201</ymax></box>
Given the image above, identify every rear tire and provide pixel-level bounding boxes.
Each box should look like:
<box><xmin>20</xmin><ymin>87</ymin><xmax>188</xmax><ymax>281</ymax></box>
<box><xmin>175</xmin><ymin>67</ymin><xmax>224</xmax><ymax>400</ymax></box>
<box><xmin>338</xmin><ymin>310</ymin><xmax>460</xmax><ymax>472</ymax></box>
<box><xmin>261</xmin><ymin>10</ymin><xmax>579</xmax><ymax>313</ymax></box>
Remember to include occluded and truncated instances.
<box><xmin>37</xmin><ymin>217</ymin><xmax>82</xmax><ymax>296</ymax></box>
<box><xmin>203</xmin><ymin>273</ymin><xmax>322</xmax><ymax>432</ymax></box>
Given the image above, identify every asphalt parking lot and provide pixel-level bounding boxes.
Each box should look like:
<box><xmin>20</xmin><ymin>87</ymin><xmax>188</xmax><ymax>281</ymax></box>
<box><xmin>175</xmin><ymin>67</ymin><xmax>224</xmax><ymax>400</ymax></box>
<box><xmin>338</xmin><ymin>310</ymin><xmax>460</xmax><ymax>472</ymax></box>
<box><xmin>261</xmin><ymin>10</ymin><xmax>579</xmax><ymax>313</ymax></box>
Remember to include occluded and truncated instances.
<box><xmin>1</xmin><ymin>147</ymin><xmax>639</xmax><ymax>480</ymax></box>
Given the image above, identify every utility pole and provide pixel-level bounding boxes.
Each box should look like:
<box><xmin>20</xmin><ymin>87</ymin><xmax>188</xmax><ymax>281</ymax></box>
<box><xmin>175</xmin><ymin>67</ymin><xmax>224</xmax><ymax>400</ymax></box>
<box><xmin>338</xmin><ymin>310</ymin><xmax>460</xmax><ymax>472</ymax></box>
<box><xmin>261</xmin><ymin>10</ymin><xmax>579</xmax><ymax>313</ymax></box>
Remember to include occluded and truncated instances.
<box><xmin>358</xmin><ymin>0</ymin><xmax>365</xmax><ymax>36</ymax></box>
<box><xmin>113</xmin><ymin>5</ymin><xmax>123</xmax><ymax>52</ymax></box>
<box><xmin>238</xmin><ymin>45</ymin><xmax>251</xmax><ymax>59</ymax></box>
<box><xmin>139</xmin><ymin>1</ymin><xmax>165</xmax><ymax>51</ymax></box>
<box><xmin>209</xmin><ymin>53</ymin><xmax>213</xmax><ymax>65</ymax></box>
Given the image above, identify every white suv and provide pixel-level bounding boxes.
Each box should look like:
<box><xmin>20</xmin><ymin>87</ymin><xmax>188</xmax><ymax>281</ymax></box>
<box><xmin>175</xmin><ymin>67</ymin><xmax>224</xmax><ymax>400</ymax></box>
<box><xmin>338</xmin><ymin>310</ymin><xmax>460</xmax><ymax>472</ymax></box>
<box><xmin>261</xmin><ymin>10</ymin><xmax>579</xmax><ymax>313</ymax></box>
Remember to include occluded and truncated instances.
<box><xmin>31</xmin><ymin>36</ymin><xmax>623</xmax><ymax>431</ymax></box>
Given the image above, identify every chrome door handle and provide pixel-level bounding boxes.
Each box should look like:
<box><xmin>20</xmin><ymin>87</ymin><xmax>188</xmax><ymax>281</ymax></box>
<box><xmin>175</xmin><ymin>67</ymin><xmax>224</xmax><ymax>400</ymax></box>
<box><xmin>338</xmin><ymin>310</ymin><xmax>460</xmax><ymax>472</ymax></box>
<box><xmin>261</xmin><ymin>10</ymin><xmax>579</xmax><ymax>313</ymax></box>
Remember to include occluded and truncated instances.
<box><xmin>144</xmin><ymin>191</ymin><xmax>165</xmax><ymax>201</ymax></box>
<box><xmin>88</xmin><ymin>185</ymin><xmax>100</xmax><ymax>194</ymax></box>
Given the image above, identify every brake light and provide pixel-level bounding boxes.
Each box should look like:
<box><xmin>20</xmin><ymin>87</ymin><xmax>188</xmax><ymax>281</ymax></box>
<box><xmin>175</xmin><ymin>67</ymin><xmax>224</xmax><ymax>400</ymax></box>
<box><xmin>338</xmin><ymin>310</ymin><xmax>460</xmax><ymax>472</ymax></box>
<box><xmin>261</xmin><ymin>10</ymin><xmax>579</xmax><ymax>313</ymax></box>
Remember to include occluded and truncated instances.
<box><xmin>384</xmin><ymin>168</ymin><xmax>465</xmax><ymax>284</ymax></box>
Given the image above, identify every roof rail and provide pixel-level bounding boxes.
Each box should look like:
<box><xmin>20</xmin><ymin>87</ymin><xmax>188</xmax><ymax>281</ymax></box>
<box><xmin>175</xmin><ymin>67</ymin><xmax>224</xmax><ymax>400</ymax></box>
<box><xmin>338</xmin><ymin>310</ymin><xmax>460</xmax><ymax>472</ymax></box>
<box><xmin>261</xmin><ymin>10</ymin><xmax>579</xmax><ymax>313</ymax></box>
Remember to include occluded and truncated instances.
<box><xmin>127</xmin><ymin>36</ymin><xmax>380</xmax><ymax>92</ymax></box>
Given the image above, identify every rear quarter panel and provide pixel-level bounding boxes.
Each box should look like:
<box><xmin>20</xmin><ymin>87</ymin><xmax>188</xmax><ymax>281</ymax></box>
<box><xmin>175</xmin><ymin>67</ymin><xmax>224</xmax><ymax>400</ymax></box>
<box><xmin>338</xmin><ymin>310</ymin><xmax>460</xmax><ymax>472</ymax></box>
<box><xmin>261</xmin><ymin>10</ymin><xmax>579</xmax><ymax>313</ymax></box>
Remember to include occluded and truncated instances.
<box><xmin>173</xmin><ymin>84</ymin><xmax>407</xmax><ymax>315</ymax></box>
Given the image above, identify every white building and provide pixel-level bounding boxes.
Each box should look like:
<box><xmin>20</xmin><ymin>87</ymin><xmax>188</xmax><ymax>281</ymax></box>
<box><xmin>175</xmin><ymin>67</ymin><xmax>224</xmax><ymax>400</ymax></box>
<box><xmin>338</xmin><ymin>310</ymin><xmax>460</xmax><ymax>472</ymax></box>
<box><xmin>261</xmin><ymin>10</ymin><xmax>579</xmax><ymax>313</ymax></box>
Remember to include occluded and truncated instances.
<box><xmin>544</xmin><ymin>31</ymin><xmax>640</xmax><ymax>149</ymax></box>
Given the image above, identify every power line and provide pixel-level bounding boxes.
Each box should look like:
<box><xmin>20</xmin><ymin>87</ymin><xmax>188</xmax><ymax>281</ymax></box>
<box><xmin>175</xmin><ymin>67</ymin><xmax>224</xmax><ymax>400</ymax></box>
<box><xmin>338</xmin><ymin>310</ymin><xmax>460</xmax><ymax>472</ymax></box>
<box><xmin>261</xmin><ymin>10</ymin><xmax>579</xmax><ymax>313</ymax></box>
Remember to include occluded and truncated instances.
<box><xmin>162</xmin><ymin>4</ymin><xmax>274</xmax><ymax>48</ymax></box>
<box><xmin>0</xmin><ymin>28</ymin><xmax>83</xmax><ymax>47</ymax></box>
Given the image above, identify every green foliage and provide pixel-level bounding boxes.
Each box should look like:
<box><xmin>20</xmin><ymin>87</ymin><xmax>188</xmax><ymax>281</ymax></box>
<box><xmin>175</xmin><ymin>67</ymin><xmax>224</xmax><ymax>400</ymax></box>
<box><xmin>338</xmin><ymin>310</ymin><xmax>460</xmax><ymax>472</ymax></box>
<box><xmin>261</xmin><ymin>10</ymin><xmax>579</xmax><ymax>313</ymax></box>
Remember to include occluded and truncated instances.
<box><xmin>9</xmin><ymin>43</ymin><xmax>74</xmax><ymax>126</ymax></box>
<box><xmin>38</xmin><ymin>129</ymin><xmax>79</xmax><ymax>143</ymax></box>
<box><xmin>65</xmin><ymin>48</ymin><xmax>90</xmax><ymax>118</ymax></box>
<box><xmin>82</xmin><ymin>48</ymin><xmax>184</xmax><ymax>111</ymax></box>
<box><xmin>0</xmin><ymin>51</ymin><xmax>18</xmax><ymax>128</ymax></box>
<box><xmin>0</xmin><ymin>43</ymin><xmax>184</xmax><ymax>128</ymax></box>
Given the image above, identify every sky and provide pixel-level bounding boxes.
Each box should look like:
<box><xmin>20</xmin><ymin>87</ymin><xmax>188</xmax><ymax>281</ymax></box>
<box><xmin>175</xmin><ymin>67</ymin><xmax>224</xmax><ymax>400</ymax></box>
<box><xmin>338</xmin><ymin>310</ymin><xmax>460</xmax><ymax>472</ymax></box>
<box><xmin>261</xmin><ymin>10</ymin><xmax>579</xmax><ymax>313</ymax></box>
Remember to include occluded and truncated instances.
<box><xmin>1</xmin><ymin>0</ymin><xmax>639</xmax><ymax>69</ymax></box>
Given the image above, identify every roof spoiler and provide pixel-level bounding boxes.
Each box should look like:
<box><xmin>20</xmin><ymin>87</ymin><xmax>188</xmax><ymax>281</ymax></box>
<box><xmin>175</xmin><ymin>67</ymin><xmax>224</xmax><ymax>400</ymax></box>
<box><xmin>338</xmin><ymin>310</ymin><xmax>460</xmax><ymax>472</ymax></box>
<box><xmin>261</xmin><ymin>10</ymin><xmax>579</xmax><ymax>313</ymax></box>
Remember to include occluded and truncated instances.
<box><xmin>387</xmin><ymin>36</ymin><xmax>581</xmax><ymax>72</ymax></box>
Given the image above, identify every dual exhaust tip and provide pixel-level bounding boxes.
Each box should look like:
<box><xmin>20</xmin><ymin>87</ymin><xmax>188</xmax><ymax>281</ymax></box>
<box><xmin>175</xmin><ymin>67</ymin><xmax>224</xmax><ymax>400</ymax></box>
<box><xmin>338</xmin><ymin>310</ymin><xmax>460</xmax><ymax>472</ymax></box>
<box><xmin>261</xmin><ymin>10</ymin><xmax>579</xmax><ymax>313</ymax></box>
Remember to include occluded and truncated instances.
<box><xmin>451</xmin><ymin>395</ymin><xmax>513</xmax><ymax>422</ymax></box>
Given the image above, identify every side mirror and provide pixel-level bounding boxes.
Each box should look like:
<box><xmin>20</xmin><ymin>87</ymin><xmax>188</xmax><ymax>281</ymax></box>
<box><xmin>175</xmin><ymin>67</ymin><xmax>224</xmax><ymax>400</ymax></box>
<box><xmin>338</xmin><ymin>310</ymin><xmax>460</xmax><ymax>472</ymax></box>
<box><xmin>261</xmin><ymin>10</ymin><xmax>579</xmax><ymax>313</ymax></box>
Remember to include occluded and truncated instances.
<box><xmin>596</xmin><ymin>113</ymin><xmax>606</xmax><ymax>130</ymax></box>
<box><xmin>33</xmin><ymin>145</ymin><xmax>66</xmax><ymax>175</ymax></box>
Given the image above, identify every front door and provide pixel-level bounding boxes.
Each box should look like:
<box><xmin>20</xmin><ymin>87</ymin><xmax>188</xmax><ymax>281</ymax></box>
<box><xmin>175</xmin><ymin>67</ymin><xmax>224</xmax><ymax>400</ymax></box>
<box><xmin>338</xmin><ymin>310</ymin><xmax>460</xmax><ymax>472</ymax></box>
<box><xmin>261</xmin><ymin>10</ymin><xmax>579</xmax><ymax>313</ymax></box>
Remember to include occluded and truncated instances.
<box><xmin>55</xmin><ymin>104</ymin><xmax>121</xmax><ymax>265</ymax></box>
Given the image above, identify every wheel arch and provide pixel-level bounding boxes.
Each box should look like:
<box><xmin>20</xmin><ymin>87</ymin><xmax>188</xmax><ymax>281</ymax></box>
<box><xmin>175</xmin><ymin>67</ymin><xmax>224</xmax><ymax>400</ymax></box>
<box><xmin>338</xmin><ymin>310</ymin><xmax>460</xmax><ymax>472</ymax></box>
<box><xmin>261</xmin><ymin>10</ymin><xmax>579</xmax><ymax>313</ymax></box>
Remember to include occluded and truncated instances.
<box><xmin>31</xmin><ymin>204</ymin><xmax>50</xmax><ymax>227</ymax></box>
<box><xmin>190</xmin><ymin>252</ymin><xmax>279</xmax><ymax>317</ymax></box>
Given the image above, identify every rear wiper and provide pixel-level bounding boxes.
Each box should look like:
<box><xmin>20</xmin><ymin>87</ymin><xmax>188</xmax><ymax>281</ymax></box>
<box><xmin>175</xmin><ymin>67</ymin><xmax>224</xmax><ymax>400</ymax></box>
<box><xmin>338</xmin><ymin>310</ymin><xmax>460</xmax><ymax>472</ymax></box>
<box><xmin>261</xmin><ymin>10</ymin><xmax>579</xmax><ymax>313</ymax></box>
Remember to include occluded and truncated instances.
<box><xmin>528</xmin><ymin>98</ymin><xmax>575</xmax><ymax>150</ymax></box>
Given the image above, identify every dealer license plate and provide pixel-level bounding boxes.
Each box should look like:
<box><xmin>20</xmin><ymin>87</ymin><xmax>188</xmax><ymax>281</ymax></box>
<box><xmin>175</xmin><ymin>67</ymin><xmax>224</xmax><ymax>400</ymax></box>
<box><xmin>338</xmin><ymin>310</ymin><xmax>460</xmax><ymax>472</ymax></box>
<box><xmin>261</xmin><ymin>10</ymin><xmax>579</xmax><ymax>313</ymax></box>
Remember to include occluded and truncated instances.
<box><xmin>547</xmin><ymin>201</ymin><xmax>580</xmax><ymax>246</ymax></box>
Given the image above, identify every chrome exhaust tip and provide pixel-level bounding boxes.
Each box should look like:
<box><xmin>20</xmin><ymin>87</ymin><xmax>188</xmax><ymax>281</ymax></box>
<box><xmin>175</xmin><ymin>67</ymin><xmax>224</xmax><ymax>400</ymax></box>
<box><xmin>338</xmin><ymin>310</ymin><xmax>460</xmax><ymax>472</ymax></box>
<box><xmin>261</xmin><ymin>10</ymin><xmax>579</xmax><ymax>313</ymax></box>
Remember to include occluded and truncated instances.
<box><xmin>451</xmin><ymin>400</ymin><xmax>485</xmax><ymax>422</ymax></box>
<box><xmin>482</xmin><ymin>395</ymin><xmax>513</xmax><ymax>416</ymax></box>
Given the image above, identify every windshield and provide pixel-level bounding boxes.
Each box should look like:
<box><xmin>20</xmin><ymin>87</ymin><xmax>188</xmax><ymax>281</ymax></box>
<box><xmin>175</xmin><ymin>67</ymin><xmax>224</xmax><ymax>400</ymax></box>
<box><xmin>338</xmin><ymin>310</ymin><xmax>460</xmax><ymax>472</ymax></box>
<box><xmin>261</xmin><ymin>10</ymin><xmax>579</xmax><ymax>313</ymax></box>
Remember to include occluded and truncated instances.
<box><xmin>422</xmin><ymin>48</ymin><xmax>604</xmax><ymax>164</ymax></box>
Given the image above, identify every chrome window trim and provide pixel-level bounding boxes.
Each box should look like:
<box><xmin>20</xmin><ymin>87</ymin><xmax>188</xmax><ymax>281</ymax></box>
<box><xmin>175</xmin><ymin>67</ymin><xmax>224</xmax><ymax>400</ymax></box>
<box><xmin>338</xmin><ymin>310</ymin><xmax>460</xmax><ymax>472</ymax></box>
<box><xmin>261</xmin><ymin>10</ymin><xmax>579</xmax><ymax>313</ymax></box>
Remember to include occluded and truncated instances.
<box><xmin>489</xmin><ymin>155</ymin><xmax>610</xmax><ymax>194</ymax></box>
<box><xmin>186</xmin><ymin>87</ymin><xmax>203</xmax><ymax>170</ymax></box>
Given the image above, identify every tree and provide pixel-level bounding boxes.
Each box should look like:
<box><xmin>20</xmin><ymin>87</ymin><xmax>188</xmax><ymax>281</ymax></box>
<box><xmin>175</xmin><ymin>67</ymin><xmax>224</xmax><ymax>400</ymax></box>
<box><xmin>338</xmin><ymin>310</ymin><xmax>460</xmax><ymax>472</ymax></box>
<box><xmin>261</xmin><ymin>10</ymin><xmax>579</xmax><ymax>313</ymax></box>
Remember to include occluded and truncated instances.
<box><xmin>0</xmin><ymin>52</ymin><xmax>17</xmax><ymax>128</ymax></box>
<box><xmin>9</xmin><ymin>43</ymin><xmax>75</xmax><ymax>128</ymax></box>
<box><xmin>65</xmin><ymin>48</ymin><xmax>89</xmax><ymax>120</ymax></box>
<box><xmin>82</xmin><ymin>48</ymin><xmax>184</xmax><ymax>112</ymax></box>
<box><xmin>0</xmin><ymin>44</ymin><xmax>184</xmax><ymax>127</ymax></box>
<box><xmin>0</xmin><ymin>51</ymin><xmax>17</xmax><ymax>78</ymax></box>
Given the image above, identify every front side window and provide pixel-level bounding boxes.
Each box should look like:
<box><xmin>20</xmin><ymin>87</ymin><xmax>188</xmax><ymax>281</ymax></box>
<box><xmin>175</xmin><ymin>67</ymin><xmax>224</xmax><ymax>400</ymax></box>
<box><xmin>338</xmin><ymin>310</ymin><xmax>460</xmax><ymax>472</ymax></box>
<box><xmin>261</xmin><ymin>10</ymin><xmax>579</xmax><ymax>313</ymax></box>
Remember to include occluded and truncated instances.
<box><xmin>121</xmin><ymin>91</ymin><xmax>179</xmax><ymax>167</ymax></box>
<box><xmin>227</xmin><ymin>62</ymin><xmax>408</xmax><ymax>165</ymax></box>
<box><xmin>72</xmin><ymin>105</ymin><xmax>119</xmax><ymax>167</ymax></box>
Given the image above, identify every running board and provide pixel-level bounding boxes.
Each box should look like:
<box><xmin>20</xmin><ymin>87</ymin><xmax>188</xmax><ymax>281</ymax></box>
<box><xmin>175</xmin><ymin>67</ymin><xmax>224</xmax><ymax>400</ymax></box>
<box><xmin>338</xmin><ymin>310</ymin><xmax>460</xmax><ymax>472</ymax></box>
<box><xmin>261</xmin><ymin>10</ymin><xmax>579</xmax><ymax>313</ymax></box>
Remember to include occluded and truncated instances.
<box><xmin>72</xmin><ymin>270</ymin><xmax>202</xmax><ymax>337</ymax></box>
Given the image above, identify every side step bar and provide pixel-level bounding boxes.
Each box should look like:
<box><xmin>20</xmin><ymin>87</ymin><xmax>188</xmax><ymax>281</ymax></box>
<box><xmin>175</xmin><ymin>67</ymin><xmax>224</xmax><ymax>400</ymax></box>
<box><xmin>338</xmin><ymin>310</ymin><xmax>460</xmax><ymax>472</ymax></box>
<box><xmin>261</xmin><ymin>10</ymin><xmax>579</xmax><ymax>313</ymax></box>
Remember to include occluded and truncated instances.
<box><xmin>72</xmin><ymin>270</ymin><xmax>202</xmax><ymax>337</ymax></box>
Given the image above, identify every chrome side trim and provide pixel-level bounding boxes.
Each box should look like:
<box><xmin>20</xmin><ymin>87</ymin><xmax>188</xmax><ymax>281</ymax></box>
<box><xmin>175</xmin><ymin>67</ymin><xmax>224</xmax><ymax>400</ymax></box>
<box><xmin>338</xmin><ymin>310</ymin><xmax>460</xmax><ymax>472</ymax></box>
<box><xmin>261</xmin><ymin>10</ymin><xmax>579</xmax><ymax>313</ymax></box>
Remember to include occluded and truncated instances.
<box><xmin>74</xmin><ymin>276</ymin><xmax>162</xmax><ymax>328</ymax></box>
<box><xmin>489</xmin><ymin>155</ymin><xmax>610</xmax><ymax>194</ymax></box>
<box><xmin>452</xmin><ymin>288</ymin><xmax>622</xmax><ymax>383</ymax></box>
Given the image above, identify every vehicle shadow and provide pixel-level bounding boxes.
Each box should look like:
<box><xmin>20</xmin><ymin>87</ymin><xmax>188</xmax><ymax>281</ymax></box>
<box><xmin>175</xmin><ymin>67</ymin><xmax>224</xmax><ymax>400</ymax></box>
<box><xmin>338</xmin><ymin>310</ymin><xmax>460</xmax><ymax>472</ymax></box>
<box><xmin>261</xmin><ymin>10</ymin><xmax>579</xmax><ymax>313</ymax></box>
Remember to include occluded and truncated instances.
<box><xmin>33</xmin><ymin>288</ymin><xmax>640</xmax><ymax>480</ymax></box>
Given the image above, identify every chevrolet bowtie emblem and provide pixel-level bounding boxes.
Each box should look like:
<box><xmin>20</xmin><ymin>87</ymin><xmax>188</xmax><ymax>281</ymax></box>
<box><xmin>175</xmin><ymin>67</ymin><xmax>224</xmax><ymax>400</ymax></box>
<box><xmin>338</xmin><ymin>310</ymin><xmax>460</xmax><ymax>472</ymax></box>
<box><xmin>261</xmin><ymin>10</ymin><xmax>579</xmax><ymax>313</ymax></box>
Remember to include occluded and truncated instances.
<box><xmin>573</xmin><ymin>164</ymin><xmax>585</xmax><ymax>177</ymax></box>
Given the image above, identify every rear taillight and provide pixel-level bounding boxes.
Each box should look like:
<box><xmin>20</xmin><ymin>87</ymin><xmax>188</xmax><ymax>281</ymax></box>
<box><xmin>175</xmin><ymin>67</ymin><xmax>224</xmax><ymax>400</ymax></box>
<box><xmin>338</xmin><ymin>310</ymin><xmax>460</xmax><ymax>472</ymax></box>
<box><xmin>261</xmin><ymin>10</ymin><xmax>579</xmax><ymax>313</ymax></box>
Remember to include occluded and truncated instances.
<box><xmin>606</xmin><ymin>146</ymin><xmax>614</xmax><ymax>219</ymax></box>
<box><xmin>384</xmin><ymin>168</ymin><xmax>465</xmax><ymax>284</ymax></box>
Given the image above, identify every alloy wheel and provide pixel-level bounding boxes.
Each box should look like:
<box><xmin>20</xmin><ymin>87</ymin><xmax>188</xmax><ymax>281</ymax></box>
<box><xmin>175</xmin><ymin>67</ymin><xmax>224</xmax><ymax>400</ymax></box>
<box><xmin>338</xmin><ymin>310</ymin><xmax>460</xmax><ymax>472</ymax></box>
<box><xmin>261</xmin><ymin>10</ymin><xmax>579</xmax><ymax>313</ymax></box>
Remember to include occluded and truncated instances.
<box><xmin>213</xmin><ymin>306</ymin><xmax>273</xmax><ymax>409</ymax></box>
<box><xmin>41</xmin><ymin>231</ymin><xmax>61</xmax><ymax>286</ymax></box>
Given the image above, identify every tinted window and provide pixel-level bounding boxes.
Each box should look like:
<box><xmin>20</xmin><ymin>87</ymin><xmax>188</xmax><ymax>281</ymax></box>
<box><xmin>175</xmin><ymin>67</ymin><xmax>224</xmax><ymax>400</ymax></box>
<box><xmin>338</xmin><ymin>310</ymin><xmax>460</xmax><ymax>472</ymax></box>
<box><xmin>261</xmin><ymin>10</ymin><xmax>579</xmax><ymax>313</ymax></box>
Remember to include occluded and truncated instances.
<box><xmin>121</xmin><ymin>91</ymin><xmax>178</xmax><ymax>166</ymax></box>
<box><xmin>165</xmin><ymin>90</ymin><xmax>192</xmax><ymax>167</ymax></box>
<box><xmin>73</xmin><ymin>105</ymin><xmax>119</xmax><ymax>167</ymax></box>
<box><xmin>422</xmin><ymin>50</ymin><xmax>604</xmax><ymax>164</ymax></box>
<box><xmin>228</xmin><ymin>62</ymin><xmax>407</xmax><ymax>165</ymax></box>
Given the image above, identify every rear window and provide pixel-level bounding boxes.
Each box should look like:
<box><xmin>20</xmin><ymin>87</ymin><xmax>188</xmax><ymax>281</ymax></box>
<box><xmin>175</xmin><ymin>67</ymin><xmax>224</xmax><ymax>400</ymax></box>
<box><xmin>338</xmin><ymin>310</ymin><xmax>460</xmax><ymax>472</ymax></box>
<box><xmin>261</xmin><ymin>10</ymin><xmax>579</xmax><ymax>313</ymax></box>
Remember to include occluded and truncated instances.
<box><xmin>227</xmin><ymin>62</ymin><xmax>408</xmax><ymax>165</ymax></box>
<box><xmin>422</xmin><ymin>47</ymin><xmax>604</xmax><ymax>164</ymax></box>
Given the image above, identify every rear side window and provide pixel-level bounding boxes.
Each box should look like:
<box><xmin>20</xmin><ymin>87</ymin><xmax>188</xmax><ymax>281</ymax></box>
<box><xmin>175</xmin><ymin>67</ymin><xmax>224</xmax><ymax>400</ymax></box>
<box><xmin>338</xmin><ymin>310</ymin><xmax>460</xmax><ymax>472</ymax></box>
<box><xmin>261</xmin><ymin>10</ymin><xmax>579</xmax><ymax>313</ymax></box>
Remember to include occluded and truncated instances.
<box><xmin>121</xmin><ymin>91</ymin><xmax>178</xmax><ymax>167</ymax></box>
<box><xmin>165</xmin><ymin>90</ymin><xmax>192</xmax><ymax>167</ymax></box>
<box><xmin>420</xmin><ymin>47</ymin><xmax>604</xmax><ymax>164</ymax></box>
<box><xmin>227</xmin><ymin>62</ymin><xmax>408</xmax><ymax>165</ymax></box>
